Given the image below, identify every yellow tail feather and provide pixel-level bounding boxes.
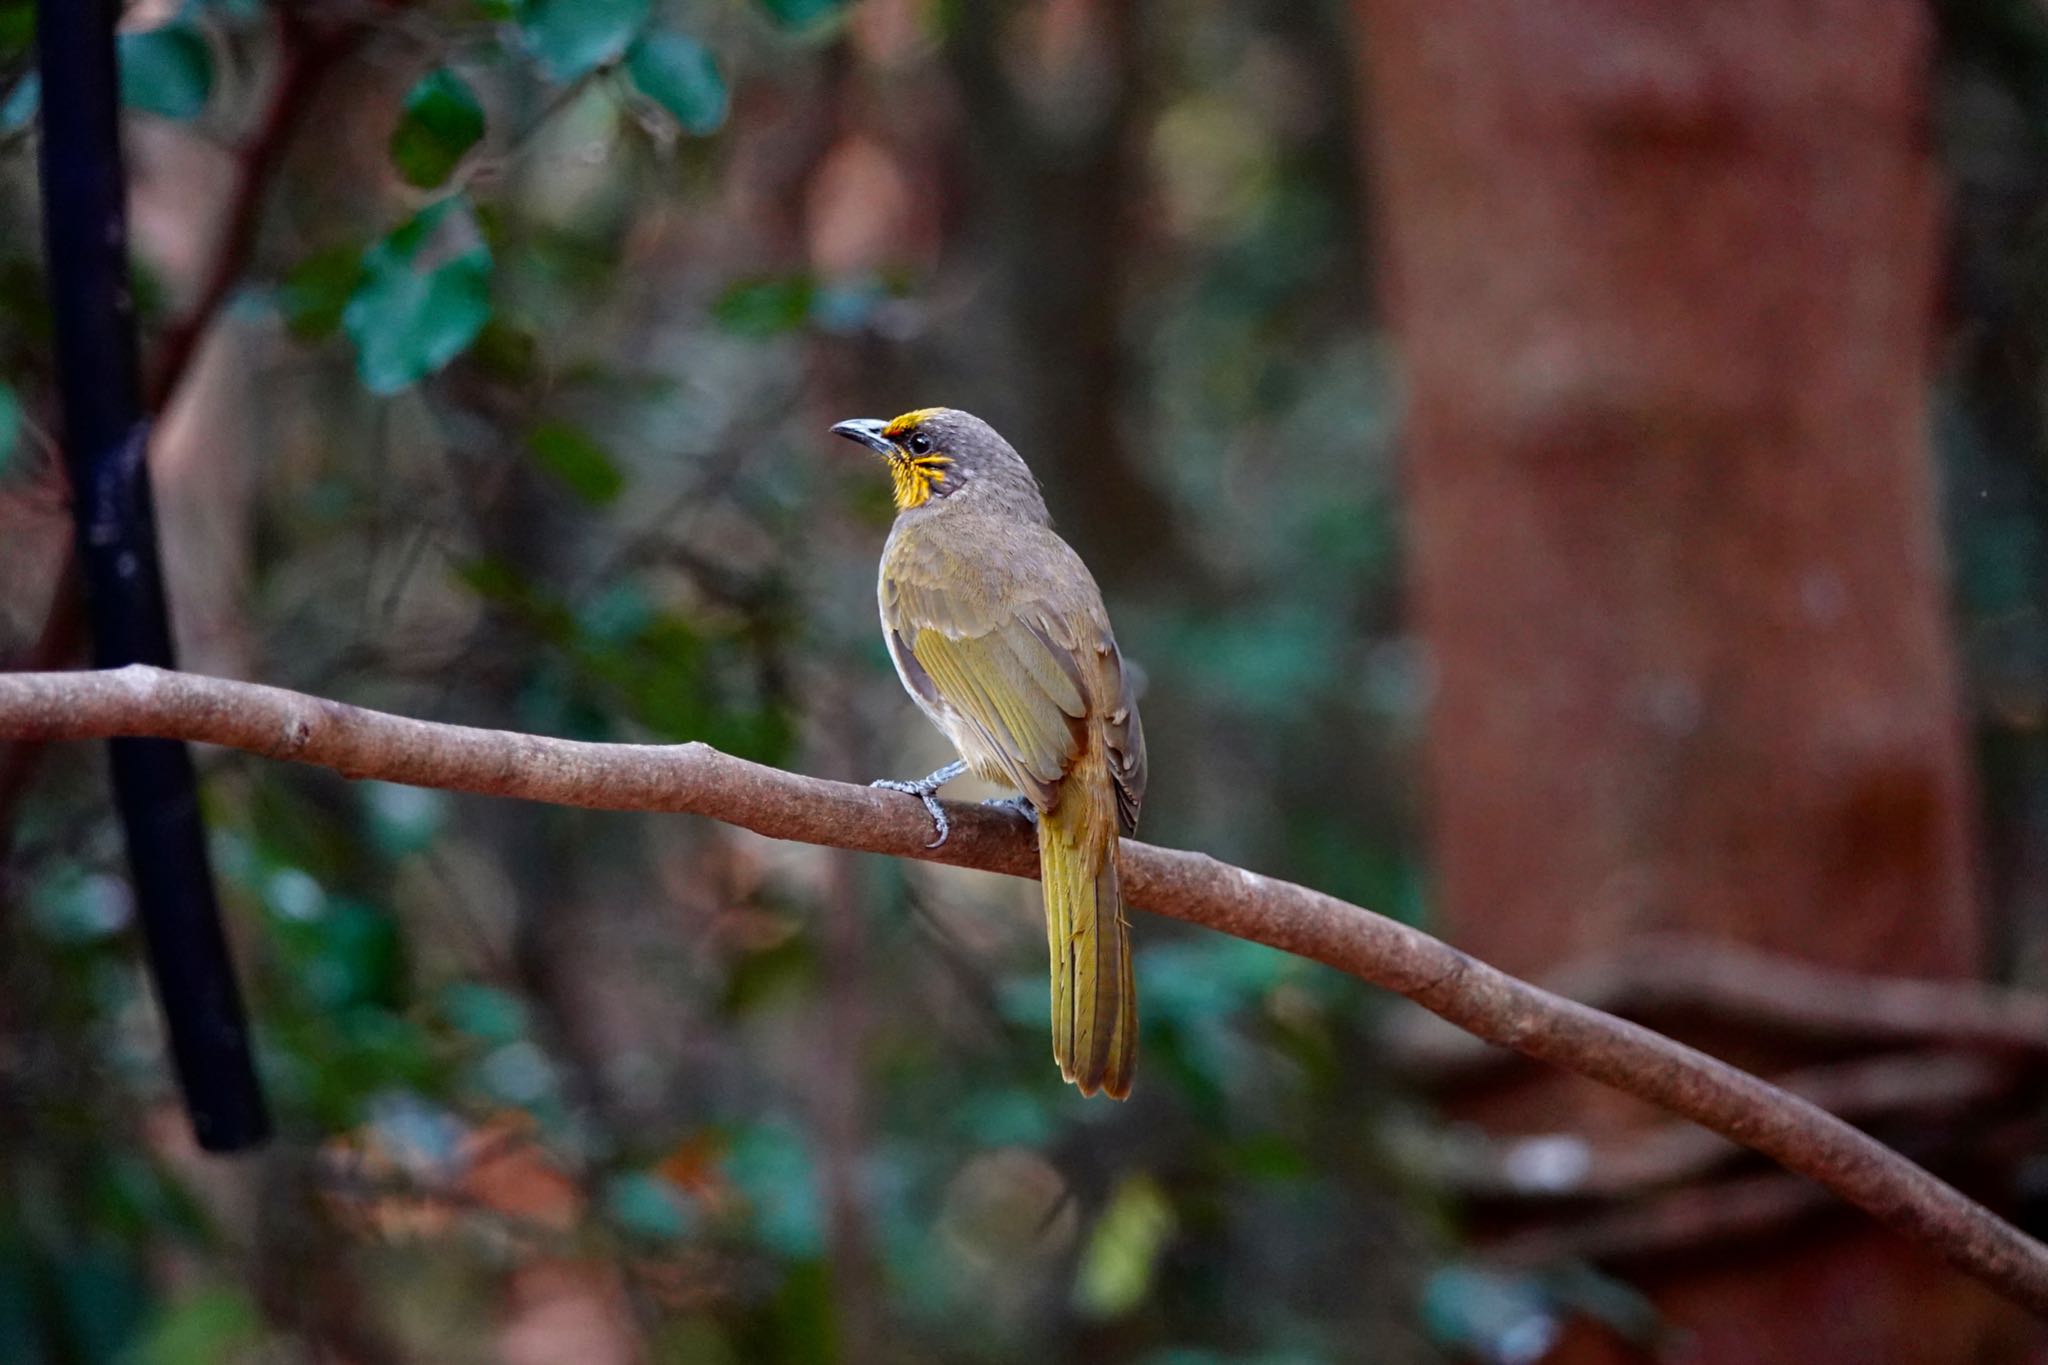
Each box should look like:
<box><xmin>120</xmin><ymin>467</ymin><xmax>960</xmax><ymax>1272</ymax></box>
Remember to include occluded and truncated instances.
<box><xmin>1038</xmin><ymin>790</ymin><xmax>1136</xmax><ymax>1099</ymax></box>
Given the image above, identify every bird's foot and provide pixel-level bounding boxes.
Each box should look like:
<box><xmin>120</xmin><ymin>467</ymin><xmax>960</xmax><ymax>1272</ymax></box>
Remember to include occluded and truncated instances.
<box><xmin>871</xmin><ymin>760</ymin><xmax>968</xmax><ymax>848</ymax></box>
<box><xmin>982</xmin><ymin>794</ymin><xmax>1038</xmax><ymax>826</ymax></box>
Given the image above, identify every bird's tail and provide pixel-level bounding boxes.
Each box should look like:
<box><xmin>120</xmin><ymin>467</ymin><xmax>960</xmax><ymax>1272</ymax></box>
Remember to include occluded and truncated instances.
<box><xmin>1038</xmin><ymin>780</ymin><xmax>1136</xmax><ymax>1099</ymax></box>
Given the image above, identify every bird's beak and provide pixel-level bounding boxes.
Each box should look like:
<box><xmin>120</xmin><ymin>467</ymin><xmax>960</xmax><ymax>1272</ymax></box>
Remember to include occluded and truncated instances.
<box><xmin>830</xmin><ymin>418</ymin><xmax>896</xmax><ymax>457</ymax></box>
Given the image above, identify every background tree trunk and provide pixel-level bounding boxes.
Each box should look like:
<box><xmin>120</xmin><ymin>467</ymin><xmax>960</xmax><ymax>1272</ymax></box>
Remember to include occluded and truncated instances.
<box><xmin>1354</xmin><ymin>0</ymin><xmax>2029</xmax><ymax>1356</ymax></box>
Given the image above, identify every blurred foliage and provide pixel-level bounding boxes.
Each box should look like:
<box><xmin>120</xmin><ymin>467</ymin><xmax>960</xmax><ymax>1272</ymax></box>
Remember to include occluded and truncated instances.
<box><xmin>0</xmin><ymin>0</ymin><xmax>2039</xmax><ymax>1360</ymax></box>
<box><xmin>2</xmin><ymin>20</ymin><xmax>216</xmax><ymax>130</ymax></box>
<box><xmin>626</xmin><ymin>30</ymin><xmax>729</xmax><ymax>136</ymax></box>
<box><xmin>344</xmin><ymin>196</ymin><xmax>495</xmax><ymax>393</ymax></box>
<box><xmin>390</xmin><ymin>68</ymin><xmax>486</xmax><ymax>189</ymax></box>
<box><xmin>0</xmin><ymin>0</ymin><xmax>1434</xmax><ymax>1356</ymax></box>
<box><xmin>1935</xmin><ymin>0</ymin><xmax>2048</xmax><ymax>984</ymax></box>
<box><xmin>0</xmin><ymin>379</ymin><xmax>18</xmax><ymax>475</ymax></box>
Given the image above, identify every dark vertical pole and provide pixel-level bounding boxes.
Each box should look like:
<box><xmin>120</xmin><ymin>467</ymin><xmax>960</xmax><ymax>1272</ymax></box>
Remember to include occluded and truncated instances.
<box><xmin>35</xmin><ymin>0</ymin><xmax>269</xmax><ymax>1151</ymax></box>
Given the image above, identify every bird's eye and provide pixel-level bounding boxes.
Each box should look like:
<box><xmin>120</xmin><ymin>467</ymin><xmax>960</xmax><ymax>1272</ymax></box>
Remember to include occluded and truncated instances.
<box><xmin>907</xmin><ymin>432</ymin><xmax>933</xmax><ymax>455</ymax></box>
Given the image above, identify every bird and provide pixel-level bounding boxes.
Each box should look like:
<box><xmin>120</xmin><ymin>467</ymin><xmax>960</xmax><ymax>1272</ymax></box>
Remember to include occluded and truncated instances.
<box><xmin>833</xmin><ymin>407</ymin><xmax>1147</xmax><ymax>1099</ymax></box>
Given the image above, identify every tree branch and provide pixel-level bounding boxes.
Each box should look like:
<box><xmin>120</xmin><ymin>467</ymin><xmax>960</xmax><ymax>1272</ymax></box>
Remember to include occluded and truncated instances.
<box><xmin>1387</xmin><ymin>933</ymin><xmax>2048</xmax><ymax>1079</ymax></box>
<box><xmin>4</xmin><ymin>4</ymin><xmax>376</xmax><ymax>859</ymax></box>
<box><xmin>6</xmin><ymin>663</ymin><xmax>2048</xmax><ymax>1315</ymax></box>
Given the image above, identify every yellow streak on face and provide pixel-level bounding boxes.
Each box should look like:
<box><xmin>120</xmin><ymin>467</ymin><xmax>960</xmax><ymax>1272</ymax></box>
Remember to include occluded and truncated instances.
<box><xmin>890</xmin><ymin>453</ymin><xmax>951</xmax><ymax>510</ymax></box>
<box><xmin>883</xmin><ymin>408</ymin><xmax>945</xmax><ymax>439</ymax></box>
<box><xmin>880</xmin><ymin>409</ymin><xmax>951</xmax><ymax>509</ymax></box>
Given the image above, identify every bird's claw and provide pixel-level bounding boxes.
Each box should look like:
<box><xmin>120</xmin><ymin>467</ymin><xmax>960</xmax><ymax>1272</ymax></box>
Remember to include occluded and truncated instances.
<box><xmin>982</xmin><ymin>794</ymin><xmax>1038</xmax><ymax>826</ymax></box>
<box><xmin>870</xmin><ymin>761</ymin><xmax>967</xmax><ymax>848</ymax></box>
<box><xmin>872</xmin><ymin>779</ymin><xmax>950</xmax><ymax>847</ymax></box>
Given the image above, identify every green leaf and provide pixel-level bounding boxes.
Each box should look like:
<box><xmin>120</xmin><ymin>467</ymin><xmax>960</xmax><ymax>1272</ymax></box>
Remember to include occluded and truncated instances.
<box><xmin>0</xmin><ymin>2</ymin><xmax>33</xmax><ymax>61</ymax></box>
<box><xmin>520</xmin><ymin>0</ymin><xmax>651</xmax><ymax>81</ymax></box>
<box><xmin>725</xmin><ymin>1124</ymin><xmax>823</xmax><ymax>1259</ymax></box>
<box><xmin>91</xmin><ymin>1151</ymin><xmax>208</xmax><ymax>1243</ymax></box>
<box><xmin>713</xmin><ymin>276</ymin><xmax>814</xmax><ymax>337</ymax></box>
<box><xmin>1541</xmin><ymin>1263</ymin><xmax>1666</xmax><ymax>1350</ymax></box>
<box><xmin>0</xmin><ymin>1252</ymin><xmax>53</xmax><ymax>1365</ymax></box>
<box><xmin>440</xmin><ymin>981</ymin><xmax>530</xmax><ymax>1044</ymax></box>
<box><xmin>28</xmin><ymin>871</ymin><xmax>130</xmax><ymax>945</ymax></box>
<box><xmin>49</xmin><ymin>1244</ymin><xmax>149</xmax><ymax>1364</ymax></box>
<box><xmin>476</xmin><ymin>1039</ymin><xmax>557</xmax><ymax>1106</ymax></box>
<box><xmin>272</xmin><ymin>896</ymin><xmax>399</xmax><ymax>1015</ymax></box>
<box><xmin>528</xmin><ymin>421</ymin><xmax>625</xmax><ymax>504</ymax></box>
<box><xmin>0</xmin><ymin>382</ymin><xmax>19</xmax><ymax>477</ymax></box>
<box><xmin>361</xmin><ymin>781</ymin><xmax>449</xmax><ymax>858</ymax></box>
<box><xmin>390</xmin><ymin>67</ymin><xmax>485</xmax><ymax>188</ymax></box>
<box><xmin>468</xmin><ymin>317</ymin><xmax>540</xmax><ymax>382</ymax></box>
<box><xmin>625</xmin><ymin>30</ymin><xmax>727</xmax><ymax>135</ymax></box>
<box><xmin>454</xmin><ymin>554</ymin><xmax>531</xmax><ymax>605</ymax></box>
<box><xmin>343</xmin><ymin>197</ymin><xmax>493</xmax><ymax>394</ymax></box>
<box><xmin>954</xmin><ymin>1089</ymin><xmax>1056</xmax><ymax>1149</ymax></box>
<box><xmin>605</xmin><ymin>1171</ymin><xmax>697</xmax><ymax>1242</ymax></box>
<box><xmin>279</xmin><ymin>244</ymin><xmax>365</xmax><ymax>340</ymax></box>
<box><xmin>1420</xmin><ymin>1264</ymin><xmax>1561</xmax><ymax>1363</ymax></box>
<box><xmin>133</xmin><ymin>1286</ymin><xmax>263</xmax><ymax>1365</ymax></box>
<box><xmin>577</xmin><ymin>581</ymin><xmax>655</xmax><ymax>644</ymax></box>
<box><xmin>260</xmin><ymin>865</ymin><xmax>326</xmax><ymax>923</ymax></box>
<box><xmin>721</xmin><ymin>932</ymin><xmax>812</xmax><ymax>1014</ymax></box>
<box><xmin>755</xmin><ymin>0</ymin><xmax>848</xmax><ymax>30</ymax></box>
<box><xmin>0</xmin><ymin>73</ymin><xmax>35</xmax><ymax>133</ymax></box>
<box><xmin>810</xmin><ymin>277</ymin><xmax>888</xmax><ymax>332</ymax></box>
<box><xmin>1071</xmin><ymin>1176</ymin><xmax>1175</xmax><ymax>1319</ymax></box>
<box><xmin>302</xmin><ymin>899</ymin><xmax>403</xmax><ymax>1009</ymax></box>
<box><xmin>119</xmin><ymin>24</ymin><xmax>212</xmax><ymax>121</ymax></box>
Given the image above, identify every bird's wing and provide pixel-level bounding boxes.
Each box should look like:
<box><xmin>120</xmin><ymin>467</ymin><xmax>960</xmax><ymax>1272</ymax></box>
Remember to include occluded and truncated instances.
<box><xmin>1019</xmin><ymin>598</ymin><xmax>1145</xmax><ymax>835</ymax></box>
<box><xmin>1101</xmin><ymin>638</ymin><xmax>1146</xmax><ymax>836</ymax></box>
<box><xmin>882</xmin><ymin>526</ymin><xmax>1102</xmax><ymax>812</ymax></box>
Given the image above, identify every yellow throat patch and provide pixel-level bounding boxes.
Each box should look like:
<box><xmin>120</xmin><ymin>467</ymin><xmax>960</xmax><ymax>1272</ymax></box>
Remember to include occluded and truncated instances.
<box><xmin>883</xmin><ymin>409</ymin><xmax>951</xmax><ymax>510</ymax></box>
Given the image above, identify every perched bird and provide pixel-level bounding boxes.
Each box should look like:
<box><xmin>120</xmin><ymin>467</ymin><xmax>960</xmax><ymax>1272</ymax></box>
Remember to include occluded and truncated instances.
<box><xmin>833</xmin><ymin>408</ymin><xmax>1147</xmax><ymax>1098</ymax></box>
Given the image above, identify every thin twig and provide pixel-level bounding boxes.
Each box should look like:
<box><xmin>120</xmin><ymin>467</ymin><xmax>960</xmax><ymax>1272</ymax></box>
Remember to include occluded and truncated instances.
<box><xmin>4</xmin><ymin>663</ymin><xmax>2048</xmax><ymax>1317</ymax></box>
<box><xmin>1414</xmin><ymin>1049</ymin><xmax>2028</xmax><ymax>1202</ymax></box>
<box><xmin>145</xmin><ymin>16</ymin><xmax>364</xmax><ymax>416</ymax></box>
<box><xmin>1386</xmin><ymin>932</ymin><xmax>2048</xmax><ymax>1077</ymax></box>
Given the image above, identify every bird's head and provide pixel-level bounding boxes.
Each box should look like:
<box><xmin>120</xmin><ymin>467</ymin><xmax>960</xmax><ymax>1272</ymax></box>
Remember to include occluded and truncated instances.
<box><xmin>831</xmin><ymin>407</ymin><xmax>1044</xmax><ymax>518</ymax></box>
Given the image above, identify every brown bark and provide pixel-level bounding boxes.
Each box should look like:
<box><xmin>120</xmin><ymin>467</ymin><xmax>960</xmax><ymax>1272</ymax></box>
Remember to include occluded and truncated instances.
<box><xmin>1353</xmin><ymin>0</ymin><xmax>2005</xmax><ymax>1353</ymax></box>
<box><xmin>4</xmin><ymin>664</ymin><xmax>2048</xmax><ymax>1317</ymax></box>
<box><xmin>1360</xmin><ymin>0</ymin><xmax>1971</xmax><ymax>979</ymax></box>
